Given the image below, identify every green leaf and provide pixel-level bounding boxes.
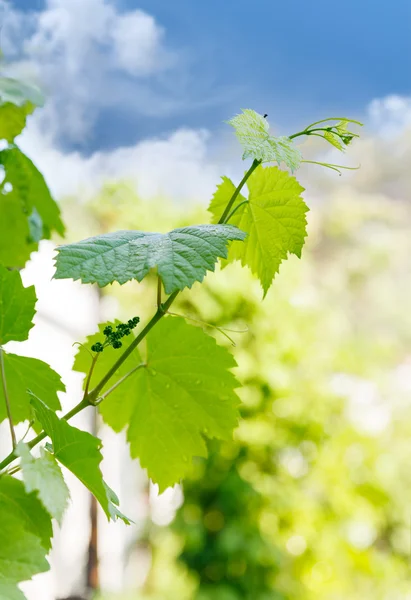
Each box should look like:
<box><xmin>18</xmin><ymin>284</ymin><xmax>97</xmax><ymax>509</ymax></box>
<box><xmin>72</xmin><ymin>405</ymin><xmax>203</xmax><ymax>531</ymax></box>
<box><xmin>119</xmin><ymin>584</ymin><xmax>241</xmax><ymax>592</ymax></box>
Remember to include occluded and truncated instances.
<box><xmin>93</xmin><ymin>317</ymin><xmax>240</xmax><ymax>491</ymax></box>
<box><xmin>0</xmin><ymin>475</ymin><xmax>53</xmax><ymax>584</ymax></box>
<box><xmin>0</xmin><ymin>583</ymin><xmax>27</xmax><ymax>600</ymax></box>
<box><xmin>227</xmin><ymin>109</ymin><xmax>302</xmax><ymax>172</ymax></box>
<box><xmin>28</xmin><ymin>207</ymin><xmax>44</xmax><ymax>243</ymax></box>
<box><xmin>30</xmin><ymin>393</ymin><xmax>130</xmax><ymax>524</ymax></box>
<box><xmin>0</xmin><ymin>186</ymin><xmax>36</xmax><ymax>268</ymax></box>
<box><xmin>103</xmin><ymin>482</ymin><xmax>131</xmax><ymax>524</ymax></box>
<box><xmin>0</xmin><ymin>476</ymin><xmax>51</xmax><ymax>596</ymax></box>
<box><xmin>0</xmin><ymin>147</ymin><xmax>65</xmax><ymax>239</ymax></box>
<box><xmin>208</xmin><ymin>166</ymin><xmax>308</xmax><ymax>295</ymax></box>
<box><xmin>0</xmin><ymin>353</ymin><xmax>64</xmax><ymax>425</ymax></box>
<box><xmin>0</xmin><ymin>475</ymin><xmax>53</xmax><ymax>551</ymax></box>
<box><xmin>53</xmin><ymin>224</ymin><xmax>246</xmax><ymax>294</ymax></box>
<box><xmin>335</xmin><ymin>119</ymin><xmax>349</xmax><ymax>134</ymax></box>
<box><xmin>0</xmin><ymin>267</ymin><xmax>36</xmax><ymax>345</ymax></box>
<box><xmin>0</xmin><ymin>77</ymin><xmax>44</xmax><ymax>107</ymax></box>
<box><xmin>0</xmin><ymin>145</ymin><xmax>65</xmax><ymax>267</ymax></box>
<box><xmin>16</xmin><ymin>442</ymin><xmax>70</xmax><ymax>525</ymax></box>
<box><xmin>0</xmin><ymin>102</ymin><xmax>34</xmax><ymax>143</ymax></box>
<box><xmin>323</xmin><ymin>130</ymin><xmax>344</xmax><ymax>151</ymax></box>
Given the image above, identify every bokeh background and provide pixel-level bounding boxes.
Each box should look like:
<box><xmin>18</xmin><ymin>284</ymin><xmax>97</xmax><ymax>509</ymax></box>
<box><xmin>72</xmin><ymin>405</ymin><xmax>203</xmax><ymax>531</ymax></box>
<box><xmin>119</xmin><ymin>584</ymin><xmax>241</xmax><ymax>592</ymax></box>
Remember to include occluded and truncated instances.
<box><xmin>0</xmin><ymin>1</ymin><xmax>410</xmax><ymax>599</ymax></box>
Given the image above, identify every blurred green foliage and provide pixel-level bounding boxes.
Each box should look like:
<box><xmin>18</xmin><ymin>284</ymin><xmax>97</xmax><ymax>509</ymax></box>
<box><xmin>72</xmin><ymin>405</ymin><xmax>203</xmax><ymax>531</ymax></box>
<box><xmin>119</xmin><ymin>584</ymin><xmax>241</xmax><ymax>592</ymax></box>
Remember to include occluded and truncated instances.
<box><xmin>65</xmin><ymin>184</ymin><xmax>411</xmax><ymax>600</ymax></box>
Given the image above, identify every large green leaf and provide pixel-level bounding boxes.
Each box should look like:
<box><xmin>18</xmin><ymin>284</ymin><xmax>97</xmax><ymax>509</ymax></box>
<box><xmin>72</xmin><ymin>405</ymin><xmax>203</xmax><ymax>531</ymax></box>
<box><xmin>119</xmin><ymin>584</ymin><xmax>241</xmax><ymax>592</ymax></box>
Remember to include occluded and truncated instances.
<box><xmin>0</xmin><ymin>147</ymin><xmax>65</xmax><ymax>238</ymax></box>
<box><xmin>31</xmin><ymin>394</ymin><xmax>130</xmax><ymax>524</ymax></box>
<box><xmin>0</xmin><ymin>266</ymin><xmax>36</xmax><ymax>345</ymax></box>
<box><xmin>16</xmin><ymin>442</ymin><xmax>70</xmax><ymax>525</ymax></box>
<box><xmin>228</xmin><ymin>109</ymin><xmax>302</xmax><ymax>172</ymax></box>
<box><xmin>53</xmin><ymin>224</ymin><xmax>246</xmax><ymax>294</ymax></box>
<box><xmin>75</xmin><ymin>317</ymin><xmax>240</xmax><ymax>491</ymax></box>
<box><xmin>0</xmin><ymin>583</ymin><xmax>26</xmax><ymax>600</ymax></box>
<box><xmin>0</xmin><ymin>476</ymin><xmax>51</xmax><ymax>599</ymax></box>
<box><xmin>0</xmin><ymin>102</ymin><xmax>34</xmax><ymax>143</ymax></box>
<box><xmin>209</xmin><ymin>166</ymin><xmax>308</xmax><ymax>295</ymax></box>
<box><xmin>0</xmin><ymin>187</ymin><xmax>36</xmax><ymax>268</ymax></box>
<box><xmin>0</xmin><ymin>147</ymin><xmax>65</xmax><ymax>268</ymax></box>
<box><xmin>0</xmin><ymin>475</ymin><xmax>52</xmax><ymax>550</ymax></box>
<box><xmin>0</xmin><ymin>353</ymin><xmax>64</xmax><ymax>425</ymax></box>
<box><xmin>0</xmin><ymin>480</ymin><xmax>49</xmax><ymax>596</ymax></box>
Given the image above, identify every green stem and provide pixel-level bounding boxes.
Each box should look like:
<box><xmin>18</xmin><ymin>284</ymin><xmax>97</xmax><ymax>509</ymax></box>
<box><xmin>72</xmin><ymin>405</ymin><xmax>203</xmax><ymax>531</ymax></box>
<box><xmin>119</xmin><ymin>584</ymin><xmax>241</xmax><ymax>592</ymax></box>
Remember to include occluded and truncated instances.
<box><xmin>6</xmin><ymin>465</ymin><xmax>21</xmax><ymax>476</ymax></box>
<box><xmin>166</xmin><ymin>310</ymin><xmax>245</xmax><ymax>346</ymax></box>
<box><xmin>301</xmin><ymin>160</ymin><xmax>360</xmax><ymax>173</ymax></box>
<box><xmin>157</xmin><ymin>276</ymin><xmax>162</xmax><ymax>309</ymax></box>
<box><xmin>0</xmin><ymin>348</ymin><xmax>16</xmax><ymax>450</ymax></box>
<box><xmin>289</xmin><ymin>127</ymin><xmax>347</xmax><ymax>141</ymax></box>
<box><xmin>88</xmin><ymin>290</ymin><xmax>178</xmax><ymax>402</ymax></box>
<box><xmin>0</xmin><ymin>291</ymin><xmax>180</xmax><ymax>476</ymax></box>
<box><xmin>218</xmin><ymin>159</ymin><xmax>260</xmax><ymax>224</ymax></box>
<box><xmin>225</xmin><ymin>200</ymin><xmax>249</xmax><ymax>223</ymax></box>
<box><xmin>99</xmin><ymin>363</ymin><xmax>146</xmax><ymax>401</ymax></box>
<box><xmin>289</xmin><ymin>121</ymin><xmax>361</xmax><ymax>142</ymax></box>
<box><xmin>0</xmin><ymin>395</ymin><xmax>92</xmax><ymax>472</ymax></box>
<box><xmin>302</xmin><ymin>116</ymin><xmax>363</xmax><ymax>130</ymax></box>
<box><xmin>84</xmin><ymin>353</ymin><xmax>99</xmax><ymax>398</ymax></box>
<box><xmin>26</xmin><ymin>396</ymin><xmax>91</xmax><ymax>454</ymax></box>
<box><xmin>289</xmin><ymin>127</ymin><xmax>323</xmax><ymax>140</ymax></box>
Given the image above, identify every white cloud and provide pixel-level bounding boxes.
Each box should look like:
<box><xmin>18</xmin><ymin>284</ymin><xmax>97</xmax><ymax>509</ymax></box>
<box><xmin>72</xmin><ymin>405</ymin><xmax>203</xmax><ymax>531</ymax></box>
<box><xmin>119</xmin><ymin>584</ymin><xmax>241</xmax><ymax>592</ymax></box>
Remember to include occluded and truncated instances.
<box><xmin>1</xmin><ymin>0</ymin><xmax>178</xmax><ymax>142</ymax></box>
<box><xmin>110</xmin><ymin>10</ymin><xmax>172</xmax><ymax>76</ymax></box>
<box><xmin>1</xmin><ymin>0</ymin><xmax>237</xmax><ymax>146</ymax></box>
<box><xmin>25</xmin><ymin>0</ymin><xmax>171</xmax><ymax>77</ymax></box>
<box><xmin>19</xmin><ymin>121</ymin><xmax>222</xmax><ymax>204</ymax></box>
<box><xmin>0</xmin><ymin>1</ymin><xmax>33</xmax><ymax>56</ymax></box>
<box><xmin>368</xmin><ymin>95</ymin><xmax>411</xmax><ymax>137</ymax></box>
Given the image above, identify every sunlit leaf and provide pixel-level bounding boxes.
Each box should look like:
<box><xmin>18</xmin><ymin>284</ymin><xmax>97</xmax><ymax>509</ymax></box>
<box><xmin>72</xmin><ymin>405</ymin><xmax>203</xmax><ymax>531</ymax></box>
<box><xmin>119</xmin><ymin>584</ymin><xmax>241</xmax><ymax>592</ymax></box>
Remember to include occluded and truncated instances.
<box><xmin>54</xmin><ymin>225</ymin><xmax>246</xmax><ymax>294</ymax></box>
<box><xmin>31</xmin><ymin>394</ymin><xmax>130</xmax><ymax>524</ymax></box>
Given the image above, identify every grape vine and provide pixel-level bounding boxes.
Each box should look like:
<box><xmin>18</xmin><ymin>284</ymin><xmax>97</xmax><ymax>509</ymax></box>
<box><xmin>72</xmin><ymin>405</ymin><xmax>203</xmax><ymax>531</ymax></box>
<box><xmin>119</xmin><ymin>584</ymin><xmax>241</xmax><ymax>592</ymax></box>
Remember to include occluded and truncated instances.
<box><xmin>0</xmin><ymin>74</ymin><xmax>361</xmax><ymax>599</ymax></box>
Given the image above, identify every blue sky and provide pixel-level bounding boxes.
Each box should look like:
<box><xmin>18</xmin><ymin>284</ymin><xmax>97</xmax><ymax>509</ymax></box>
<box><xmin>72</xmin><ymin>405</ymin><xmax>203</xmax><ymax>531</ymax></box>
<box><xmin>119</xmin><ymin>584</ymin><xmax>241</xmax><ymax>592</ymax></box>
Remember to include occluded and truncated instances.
<box><xmin>5</xmin><ymin>0</ymin><xmax>410</xmax><ymax>153</ymax></box>
<box><xmin>133</xmin><ymin>0</ymin><xmax>411</xmax><ymax>123</ymax></box>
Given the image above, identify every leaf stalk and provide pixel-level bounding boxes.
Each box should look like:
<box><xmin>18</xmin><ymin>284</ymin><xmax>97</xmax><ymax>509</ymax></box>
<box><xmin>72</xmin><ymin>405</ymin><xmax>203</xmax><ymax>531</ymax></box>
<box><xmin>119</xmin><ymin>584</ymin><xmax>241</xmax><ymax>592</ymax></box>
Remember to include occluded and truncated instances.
<box><xmin>0</xmin><ymin>348</ymin><xmax>16</xmax><ymax>449</ymax></box>
<box><xmin>218</xmin><ymin>159</ymin><xmax>261</xmax><ymax>224</ymax></box>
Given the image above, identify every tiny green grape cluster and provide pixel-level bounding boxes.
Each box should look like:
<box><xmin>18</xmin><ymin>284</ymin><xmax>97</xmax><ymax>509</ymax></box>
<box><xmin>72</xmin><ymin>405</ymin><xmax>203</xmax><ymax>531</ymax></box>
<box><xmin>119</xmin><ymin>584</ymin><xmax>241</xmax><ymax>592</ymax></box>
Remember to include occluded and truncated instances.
<box><xmin>91</xmin><ymin>317</ymin><xmax>140</xmax><ymax>353</ymax></box>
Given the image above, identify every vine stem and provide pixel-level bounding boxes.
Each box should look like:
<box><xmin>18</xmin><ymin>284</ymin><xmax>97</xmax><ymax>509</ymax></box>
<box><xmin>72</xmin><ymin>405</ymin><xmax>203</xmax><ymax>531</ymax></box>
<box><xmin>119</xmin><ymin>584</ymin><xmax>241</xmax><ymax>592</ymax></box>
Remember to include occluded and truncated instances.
<box><xmin>288</xmin><ymin>127</ymin><xmax>336</xmax><ymax>140</ymax></box>
<box><xmin>98</xmin><ymin>363</ymin><xmax>146</xmax><ymax>402</ymax></box>
<box><xmin>0</xmin><ymin>290</ymin><xmax>179</xmax><ymax>474</ymax></box>
<box><xmin>84</xmin><ymin>353</ymin><xmax>99</xmax><ymax>398</ymax></box>
<box><xmin>302</xmin><ymin>116</ymin><xmax>363</xmax><ymax>130</ymax></box>
<box><xmin>166</xmin><ymin>310</ymin><xmax>247</xmax><ymax>346</ymax></box>
<box><xmin>157</xmin><ymin>276</ymin><xmax>162</xmax><ymax>309</ymax></box>
<box><xmin>218</xmin><ymin>158</ymin><xmax>261</xmax><ymax>224</ymax></box>
<box><xmin>224</xmin><ymin>200</ymin><xmax>249</xmax><ymax>224</ymax></box>
<box><xmin>301</xmin><ymin>160</ymin><xmax>360</xmax><ymax>173</ymax></box>
<box><xmin>0</xmin><ymin>348</ymin><xmax>16</xmax><ymax>449</ymax></box>
<box><xmin>88</xmin><ymin>290</ymin><xmax>178</xmax><ymax>402</ymax></box>
<box><xmin>289</xmin><ymin>127</ymin><xmax>325</xmax><ymax>140</ymax></box>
